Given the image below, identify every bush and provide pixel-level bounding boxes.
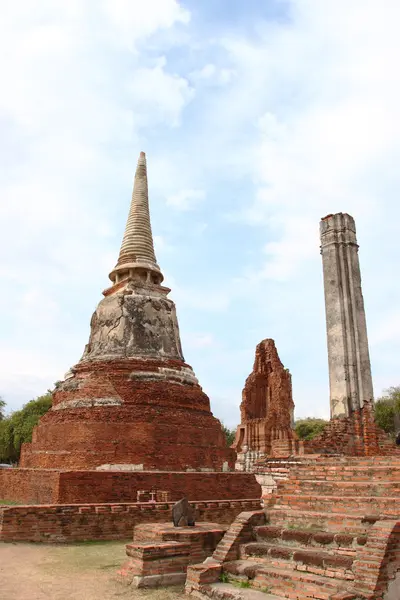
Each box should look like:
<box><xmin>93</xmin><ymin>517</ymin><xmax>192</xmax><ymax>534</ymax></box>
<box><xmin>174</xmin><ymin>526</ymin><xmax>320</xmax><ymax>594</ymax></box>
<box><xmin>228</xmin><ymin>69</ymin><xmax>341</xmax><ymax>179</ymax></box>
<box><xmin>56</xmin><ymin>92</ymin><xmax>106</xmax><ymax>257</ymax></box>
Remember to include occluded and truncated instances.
<box><xmin>222</xmin><ymin>424</ymin><xmax>237</xmax><ymax>447</ymax></box>
<box><xmin>374</xmin><ymin>386</ymin><xmax>400</xmax><ymax>436</ymax></box>
<box><xmin>295</xmin><ymin>418</ymin><xmax>328</xmax><ymax>441</ymax></box>
<box><xmin>0</xmin><ymin>393</ymin><xmax>52</xmax><ymax>463</ymax></box>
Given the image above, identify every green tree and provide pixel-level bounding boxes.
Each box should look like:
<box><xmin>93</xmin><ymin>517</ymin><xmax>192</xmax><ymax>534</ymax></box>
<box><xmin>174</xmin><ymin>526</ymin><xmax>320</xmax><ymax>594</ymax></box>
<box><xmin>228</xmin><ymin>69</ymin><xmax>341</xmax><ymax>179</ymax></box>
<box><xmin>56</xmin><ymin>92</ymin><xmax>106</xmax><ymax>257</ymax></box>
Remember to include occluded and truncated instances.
<box><xmin>0</xmin><ymin>397</ymin><xmax>5</xmax><ymax>421</ymax></box>
<box><xmin>374</xmin><ymin>386</ymin><xmax>400</xmax><ymax>436</ymax></box>
<box><xmin>222</xmin><ymin>424</ymin><xmax>237</xmax><ymax>447</ymax></box>
<box><xmin>0</xmin><ymin>393</ymin><xmax>52</xmax><ymax>463</ymax></box>
<box><xmin>295</xmin><ymin>418</ymin><xmax>328</xmax><ymax>441</ymax></box>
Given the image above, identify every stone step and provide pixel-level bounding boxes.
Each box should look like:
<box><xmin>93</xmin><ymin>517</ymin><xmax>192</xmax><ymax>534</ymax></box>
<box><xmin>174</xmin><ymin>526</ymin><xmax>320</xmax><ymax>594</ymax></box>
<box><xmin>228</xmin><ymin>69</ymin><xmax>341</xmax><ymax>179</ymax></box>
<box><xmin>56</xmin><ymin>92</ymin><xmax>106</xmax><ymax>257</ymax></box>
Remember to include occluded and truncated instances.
<box><xmin>241</xmin><ymin>543</ymin><xmax>354</xmax><ymax>580</ymax></box>
<box><xmin>286</xmin><ymin>466</ymin><xmax>400</xmax><ymax>481</ymax></box>
<box><xmin>197</xmin><ymin>581</ymin><xmax>285</xmax><ymax>599</ymax></box>
<box><xmin>222</xmin><ymin>560</ymin><xmax>357</xmax><ymax>600</ymax></box>
<box><xmin>254</xmin><ymin>525</ymin><xmax>366</xmax><ymax>551</ymax></box>
<box><xmin>266</xmin><ymin>509</ymin><xmax>381</xmax><ymax>534</ymax></box>
<box><xmin>272</xmin><ymin>494</ymin><xmax>400</xmax><ymax>517</ymax></box>
<box><xmin>278</xmin><ymin>480</ymin><xmax>400</xmax><ymax>496</ymax></box>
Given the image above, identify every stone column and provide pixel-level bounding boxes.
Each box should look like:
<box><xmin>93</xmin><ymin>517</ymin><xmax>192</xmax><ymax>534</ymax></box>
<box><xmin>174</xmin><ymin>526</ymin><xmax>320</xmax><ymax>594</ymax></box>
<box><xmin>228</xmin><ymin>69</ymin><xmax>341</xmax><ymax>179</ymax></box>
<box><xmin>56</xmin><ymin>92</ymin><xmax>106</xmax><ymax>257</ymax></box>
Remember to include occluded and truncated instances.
<box><xmin>320</xmin><ymin>213</ymin><xmax>374</xmax><ymax>418</ymax></box>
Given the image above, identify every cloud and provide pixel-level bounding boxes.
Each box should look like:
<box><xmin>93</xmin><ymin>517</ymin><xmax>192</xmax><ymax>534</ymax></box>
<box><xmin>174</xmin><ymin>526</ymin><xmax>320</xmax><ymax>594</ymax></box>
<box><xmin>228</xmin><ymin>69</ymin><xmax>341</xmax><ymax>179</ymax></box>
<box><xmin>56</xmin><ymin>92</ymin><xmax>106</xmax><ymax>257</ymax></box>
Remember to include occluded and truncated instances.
<box><xmin>0</xmin><ymin>1</ymin><xmax>194</xmax><ymax>411</ymax></box>
<box><xmin>129</xmin><ymin>57</ymin><xmax>195</xmax><ymax>127</ymax></box>
<box><xmin>190</xmin><ymin>63</ymin><xmax>236</xmax><ymax>86</ymax></box>
<box><xmin>166</xmin><ymin>188</ymin><xmax>205</xmax><ymax>210</ymax></box>
<box><xmin>2</xmin><ymin>0</ymin><xmax>400</xmax><ymax>431</ymax></box>
<box><xmin>102</xmin><ymin>0</ymin><xmax>190</xmax><ymax>49</ymax></box>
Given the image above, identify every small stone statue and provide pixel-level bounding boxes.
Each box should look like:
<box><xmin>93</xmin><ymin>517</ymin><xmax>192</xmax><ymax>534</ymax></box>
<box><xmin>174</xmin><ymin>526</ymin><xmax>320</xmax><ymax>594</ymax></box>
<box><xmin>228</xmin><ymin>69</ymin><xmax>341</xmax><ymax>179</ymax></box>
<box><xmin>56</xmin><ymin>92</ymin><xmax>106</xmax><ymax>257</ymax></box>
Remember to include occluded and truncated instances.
<box><xmin>172</xmin><ymin>497</ymin><xmax>195</xmax><ymax>527</ymax></box>
<box><xmin>395</xmin><ymin>431</ymin><xmax>400</xmax><ymax>446</ymax></box>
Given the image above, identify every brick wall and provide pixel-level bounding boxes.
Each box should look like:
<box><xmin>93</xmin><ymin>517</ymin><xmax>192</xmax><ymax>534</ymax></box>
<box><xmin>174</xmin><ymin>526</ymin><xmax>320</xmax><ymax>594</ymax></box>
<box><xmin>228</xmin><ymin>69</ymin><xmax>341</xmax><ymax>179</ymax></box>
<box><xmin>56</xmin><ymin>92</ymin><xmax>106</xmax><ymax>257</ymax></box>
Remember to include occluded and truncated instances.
<box><xmin>0</xmin><ymin>499</ymin><xmax>262</xmax><ymax>543</ymax></box>
<box><xmin>305</xmin><ymin>401</ymin><xmax>398</xmax><ymax>457</ymax></box>
<box><xmin>57</xmin><ymin>471</ymin><xmax>261</xmax><ymax>504</ymax></box>
<box><xmin>0</xmin><ymin>469</ymin><xmax>261</xmax><ymax>505</ymax></box>
<box><xmin>0</xmin><ymin>469</ymin><xmax>59</xmax><ymax>504</ymax></box>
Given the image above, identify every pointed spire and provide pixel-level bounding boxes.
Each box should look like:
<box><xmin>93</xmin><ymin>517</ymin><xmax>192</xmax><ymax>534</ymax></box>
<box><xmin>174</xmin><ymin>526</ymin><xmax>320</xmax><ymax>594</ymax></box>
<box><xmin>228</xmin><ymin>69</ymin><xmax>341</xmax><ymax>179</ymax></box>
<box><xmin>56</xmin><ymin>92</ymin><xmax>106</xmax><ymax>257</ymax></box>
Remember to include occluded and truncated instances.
<box><xmin>109</xmin><ymin>152</ymin><xmax>164</xmax><ymax>285</ymax></box>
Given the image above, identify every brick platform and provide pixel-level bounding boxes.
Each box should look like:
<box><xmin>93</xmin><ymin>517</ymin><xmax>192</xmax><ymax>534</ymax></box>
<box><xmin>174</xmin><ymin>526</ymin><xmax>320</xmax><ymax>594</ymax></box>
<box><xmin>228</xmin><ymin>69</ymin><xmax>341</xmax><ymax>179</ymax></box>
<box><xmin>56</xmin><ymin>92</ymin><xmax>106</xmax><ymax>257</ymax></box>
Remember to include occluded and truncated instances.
<box><xmin>119</xmin><ymin>521</ymin><xmax>226</xmax><ymax>587</ymax></box>
<box><xmin>0</xmin><ymin>499</ymin><xmax>261</xmax><ymax>543</ymax></box>
<box><xmin>0</xmin><ymin>469</ymin><xmax>261</xmax><ymax>505</ymax></box>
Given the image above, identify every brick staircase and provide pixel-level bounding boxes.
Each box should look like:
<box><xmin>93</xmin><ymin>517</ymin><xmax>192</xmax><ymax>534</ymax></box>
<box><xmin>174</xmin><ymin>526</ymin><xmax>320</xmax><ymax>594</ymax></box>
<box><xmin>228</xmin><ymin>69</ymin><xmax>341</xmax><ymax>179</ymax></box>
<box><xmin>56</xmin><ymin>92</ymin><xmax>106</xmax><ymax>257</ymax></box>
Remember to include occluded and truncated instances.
<box><xmin>185</xmin><ymin>457</ymin><xmax>400</xmax><ymax>599</ymax></box>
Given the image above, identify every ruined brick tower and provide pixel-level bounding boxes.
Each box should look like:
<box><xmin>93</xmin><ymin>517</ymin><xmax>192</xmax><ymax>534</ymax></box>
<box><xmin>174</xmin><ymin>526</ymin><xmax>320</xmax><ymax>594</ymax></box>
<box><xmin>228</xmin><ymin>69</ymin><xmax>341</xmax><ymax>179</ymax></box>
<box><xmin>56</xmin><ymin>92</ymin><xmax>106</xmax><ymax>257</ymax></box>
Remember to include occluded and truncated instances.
<box><xmin>233</xmin><ymin>339</ymin><xmax>300</xmax><ymax>470</ymax></box>
<box><xmin>20</xmin><ymin>152</ymin><xmax>235</xmax><ymax>471</ymax></box>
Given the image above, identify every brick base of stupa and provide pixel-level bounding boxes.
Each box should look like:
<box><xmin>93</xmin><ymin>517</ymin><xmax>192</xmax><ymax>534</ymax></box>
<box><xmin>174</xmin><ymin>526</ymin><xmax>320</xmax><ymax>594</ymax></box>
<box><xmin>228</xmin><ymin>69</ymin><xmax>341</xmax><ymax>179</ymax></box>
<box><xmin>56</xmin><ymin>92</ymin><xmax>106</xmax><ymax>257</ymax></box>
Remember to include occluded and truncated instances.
<box><xmin>20</xmin><ymin>357</ymin><xmax>235</xmax><ymax>471</ymax></box>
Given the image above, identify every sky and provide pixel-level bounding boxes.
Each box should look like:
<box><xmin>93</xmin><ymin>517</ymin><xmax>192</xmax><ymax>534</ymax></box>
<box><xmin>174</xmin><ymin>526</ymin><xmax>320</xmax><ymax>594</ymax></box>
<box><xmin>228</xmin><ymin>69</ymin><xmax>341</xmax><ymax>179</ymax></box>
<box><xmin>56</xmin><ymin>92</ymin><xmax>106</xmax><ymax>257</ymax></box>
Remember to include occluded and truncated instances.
<box><xmin>1</xmin><ymin>0</ymin><xmax>400</xmax><ymax>428</ymax></box>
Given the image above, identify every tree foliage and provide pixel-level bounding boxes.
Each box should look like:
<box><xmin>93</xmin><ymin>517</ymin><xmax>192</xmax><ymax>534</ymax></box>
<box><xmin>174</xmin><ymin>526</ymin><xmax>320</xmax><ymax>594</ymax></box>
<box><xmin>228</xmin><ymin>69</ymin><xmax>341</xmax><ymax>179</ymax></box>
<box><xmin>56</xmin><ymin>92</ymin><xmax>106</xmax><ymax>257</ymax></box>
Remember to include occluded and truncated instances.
<box><xmin>0</xmin><ymin>393</ymin><xmax>52</xmax><ymax>464</ymax></box>
<box><xmin>222</xmin><ymin>424</ymin><xmax>237</xmax><ymax>447</ymax></box>
<box><xmin>295</xmin><ymin>417</ymin><xmax>328</xmax><ymax>441</ymax></box>
<box><xmin>0</xmin><ymin>397</ymin><xmax>5</xmax><ymax>421</ymax></box>
<box><xmin>374</xmin><ymin>386</ymin><xmax>400</xmax><ymax>436</ymax></box>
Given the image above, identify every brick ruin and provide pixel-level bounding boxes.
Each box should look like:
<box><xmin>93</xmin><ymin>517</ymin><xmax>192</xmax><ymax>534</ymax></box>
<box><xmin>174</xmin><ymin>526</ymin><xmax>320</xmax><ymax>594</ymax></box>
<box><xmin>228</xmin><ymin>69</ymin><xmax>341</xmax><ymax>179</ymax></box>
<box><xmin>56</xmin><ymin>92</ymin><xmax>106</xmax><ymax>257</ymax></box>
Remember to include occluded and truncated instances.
<box><xmin>19</xmin><ymin>152</ymin><xmax>235</xmax><ymax>473</ymax></box>
<box><xmin>1</xmin><ymin>173</ymin><xmax>400</xmax><ymax>599</ymax></box>
<box><xmin>307</xmin><ymin>213</ymin><xmax>396</xmax><ymax>457</ymax></box>
<box><xmin>233</xmin><ymin>339</ymin><xmax>302</xmax><ymax>470</ymax></box>
<box><xmin>186</xmin><ymin>456</ymin><xmax>400</xmax><ymax>599</ymax></box>
<box><xmin>0</xmin><ymin>152</ymin><xmax>262</xmax><ymax>511</ymax></box>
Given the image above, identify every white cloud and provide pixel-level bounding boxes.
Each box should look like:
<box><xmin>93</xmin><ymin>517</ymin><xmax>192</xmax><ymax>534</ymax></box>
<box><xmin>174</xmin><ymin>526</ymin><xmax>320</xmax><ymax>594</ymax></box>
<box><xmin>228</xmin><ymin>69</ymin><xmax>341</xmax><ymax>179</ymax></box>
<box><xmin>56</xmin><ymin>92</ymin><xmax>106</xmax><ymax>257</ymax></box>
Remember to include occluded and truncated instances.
<box><xmin>129</xmin><ymin>57</ymin><xmax>195</xmax><ymax>127</ymax></box>
<box><xmin>190</xmin><ymin>63</ymin><xmax>236</xmax><ymax>86</ymax></box>
<box><xmin>166</xmin><ymin>189</ymin><xmax>205</xmax><ymax>210</ymax></box>
<box><xmin>102</xmin><ymin>0</ymin><xmax>190</xmax><ymax>49</ymax></box>
<box><xmin>0</xmin><ymin>1</ymin><xmax>193</xmax><ymax>411</ymax></box>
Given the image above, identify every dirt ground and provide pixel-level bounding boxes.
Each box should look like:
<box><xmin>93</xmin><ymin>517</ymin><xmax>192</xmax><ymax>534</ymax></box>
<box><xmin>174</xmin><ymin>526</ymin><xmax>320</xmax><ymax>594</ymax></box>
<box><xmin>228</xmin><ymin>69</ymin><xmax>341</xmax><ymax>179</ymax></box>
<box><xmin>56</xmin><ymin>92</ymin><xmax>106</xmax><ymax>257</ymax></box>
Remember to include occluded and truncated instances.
<box><xmin>0</xmin><ymin>541</ymin><xmax>187</xmax><ymax>600</ymax></box>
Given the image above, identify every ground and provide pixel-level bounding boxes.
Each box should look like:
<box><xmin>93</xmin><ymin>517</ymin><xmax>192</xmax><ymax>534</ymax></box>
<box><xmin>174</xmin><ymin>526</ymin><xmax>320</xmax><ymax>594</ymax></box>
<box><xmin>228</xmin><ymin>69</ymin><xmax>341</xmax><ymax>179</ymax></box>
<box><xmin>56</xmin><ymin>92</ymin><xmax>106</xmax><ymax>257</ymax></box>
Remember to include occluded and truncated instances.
<box><xmin>0</xmin><ymin>540</ymin><xmax>186</xmax><ymax>600</ymax></box>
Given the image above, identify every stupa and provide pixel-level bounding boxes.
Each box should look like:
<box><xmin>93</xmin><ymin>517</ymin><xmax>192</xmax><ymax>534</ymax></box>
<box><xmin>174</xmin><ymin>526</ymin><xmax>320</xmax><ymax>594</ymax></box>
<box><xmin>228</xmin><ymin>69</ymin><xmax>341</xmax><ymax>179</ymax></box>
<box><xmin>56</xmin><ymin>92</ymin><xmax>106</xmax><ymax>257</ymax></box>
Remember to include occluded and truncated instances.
<box><xmin>20</xmin><ymin>152</ymin><xmax>235</xmax><ymax>471</ymax></box>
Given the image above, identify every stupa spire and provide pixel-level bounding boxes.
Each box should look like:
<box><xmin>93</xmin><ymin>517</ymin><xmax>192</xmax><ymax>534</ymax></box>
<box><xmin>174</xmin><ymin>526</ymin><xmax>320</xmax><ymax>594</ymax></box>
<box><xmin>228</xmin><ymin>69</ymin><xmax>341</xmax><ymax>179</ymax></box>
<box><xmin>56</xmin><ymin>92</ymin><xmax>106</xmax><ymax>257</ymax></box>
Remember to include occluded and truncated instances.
<box><xmin>109</xmin><ymin>151</ymin><xmax>163</xmax><ymax>285</ymax></box>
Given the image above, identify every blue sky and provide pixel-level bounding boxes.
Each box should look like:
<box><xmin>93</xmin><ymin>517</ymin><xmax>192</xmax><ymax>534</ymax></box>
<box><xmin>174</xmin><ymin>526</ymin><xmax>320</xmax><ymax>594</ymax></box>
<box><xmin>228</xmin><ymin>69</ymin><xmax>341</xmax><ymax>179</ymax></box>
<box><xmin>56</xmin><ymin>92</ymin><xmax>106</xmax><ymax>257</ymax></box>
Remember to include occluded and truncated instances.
<box><xmin>1</xmin><ymin>0</ymin><xmax>400</xmax><ymax>428</ymax></box>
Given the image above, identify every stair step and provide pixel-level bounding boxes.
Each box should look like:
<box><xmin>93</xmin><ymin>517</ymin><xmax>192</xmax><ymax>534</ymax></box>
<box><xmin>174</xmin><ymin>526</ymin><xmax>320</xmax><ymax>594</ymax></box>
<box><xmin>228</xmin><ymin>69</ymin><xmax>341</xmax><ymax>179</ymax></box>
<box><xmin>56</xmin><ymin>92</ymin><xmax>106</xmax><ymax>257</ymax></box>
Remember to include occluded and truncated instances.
<box><xmin>272</xmin><ymin>494</ymin><xmax>400</xmax><ymax>517</ymax></box>
<box><xmin>287</xmin><ymin>467</ymin><xmax>400</xmax><ymax>481</ymax></box>
<box><xmin>241</xmin><ymin>543</ymin><xmax>354</xmax><ymax>579</ymax></box>
<box><xmin>267</xmin><ymin>508</ymin><xmax>380</xmax><ymax>533</ymax></box>
<box><xmin>279</xmin><ymin>481</ymin><xmax>400</xmax><ymax>495</ymax></box>
<box><xmin>252</xmin><ymin>564</ymin><xmax>357</xmax><ymax>600</ymax></box>
<box><xmin>255</xmin><ymin>525</ymin><xmax>366</xmax><ymax>549</ymax></box>
<box><xmin>201</xmin><ymin>582</ymin><xmax>286</xmax><ymax>599</ymax></box>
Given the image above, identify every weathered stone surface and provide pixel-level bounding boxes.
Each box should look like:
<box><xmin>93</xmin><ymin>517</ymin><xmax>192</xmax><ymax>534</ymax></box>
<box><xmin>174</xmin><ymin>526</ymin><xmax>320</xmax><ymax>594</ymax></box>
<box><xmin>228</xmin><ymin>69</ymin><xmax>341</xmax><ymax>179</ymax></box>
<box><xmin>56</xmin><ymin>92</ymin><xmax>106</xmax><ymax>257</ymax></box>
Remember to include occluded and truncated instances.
<box><xmin>172</xmin><ymin>498</ymin><xmax>195</xmax><ymax>527</ymax></box>
<box><xmin>81</xmin><ymin>282</ymin><xmax>184</xmax><ymax>362</ymax></box>
<box><xmin>316</xmin><ymin>213</ymin><xmax>397</xmax><ymax>456</ymax></box>
<box><xmin>233</xmin><ymin>339</ymin><xmax>300</xmax><ymax>469</ymax></box>
<box><xmin>320</xmin><ymin>213</ymin><xmax>374</xmax><ymax>419</ymax></box>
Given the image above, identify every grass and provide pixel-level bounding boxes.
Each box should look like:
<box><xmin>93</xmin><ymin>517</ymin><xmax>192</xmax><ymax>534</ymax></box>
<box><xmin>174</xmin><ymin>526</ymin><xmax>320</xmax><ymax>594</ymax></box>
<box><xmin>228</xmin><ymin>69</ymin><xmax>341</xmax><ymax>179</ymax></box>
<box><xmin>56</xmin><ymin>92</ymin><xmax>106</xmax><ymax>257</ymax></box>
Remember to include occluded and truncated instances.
<box><xmin>0</xmin><ymin>499</ymin><xmax>20</xmax><ymax>505</ymax></box>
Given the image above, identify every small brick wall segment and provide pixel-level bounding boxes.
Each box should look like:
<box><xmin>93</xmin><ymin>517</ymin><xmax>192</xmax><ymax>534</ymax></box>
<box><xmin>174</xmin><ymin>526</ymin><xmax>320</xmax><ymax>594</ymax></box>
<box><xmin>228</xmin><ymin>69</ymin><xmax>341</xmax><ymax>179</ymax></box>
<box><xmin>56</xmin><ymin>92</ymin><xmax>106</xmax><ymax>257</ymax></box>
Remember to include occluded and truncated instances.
<box><xmin>0</xmin><ymin>469</ymin><xmax>261</xmax><ymax>505</ymax></box>
<box><xmin>20</xmin><ymin>358</ymin><xmax>236</xmax><ymax>471</ymax></box>
<box><xmin>305</xmin><ymin>401</ymin><xmax>399</xmax><ymax>457</ymax></box>
<box><xmin>0</xmin><ymin>499</ymin><xmax>261</xmax><ymax>543</ymax></box>
<box><xmin>353</xmin><ymin>520</ymin><xmax>400</xmax><ymax>599</ymax></box>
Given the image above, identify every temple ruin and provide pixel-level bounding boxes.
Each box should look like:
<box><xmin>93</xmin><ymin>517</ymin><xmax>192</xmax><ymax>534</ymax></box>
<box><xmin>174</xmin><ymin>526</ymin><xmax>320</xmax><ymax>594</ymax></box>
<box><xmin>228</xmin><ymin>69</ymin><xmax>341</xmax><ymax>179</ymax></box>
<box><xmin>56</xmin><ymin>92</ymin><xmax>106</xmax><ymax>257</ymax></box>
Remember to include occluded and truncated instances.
<box><xmin>19</xmin><ymin>152</ymin><xmax>235</xmax><ymax>472</ymax></box>
<box><xmin>320</xmin><ymin>213</ymin><xmax>374</xmax><ymax>419</ymax></box>
<box><xmin>233</xmin><ymin>339</ymin><xmax>301</xmax><ymax>470</ymax></box>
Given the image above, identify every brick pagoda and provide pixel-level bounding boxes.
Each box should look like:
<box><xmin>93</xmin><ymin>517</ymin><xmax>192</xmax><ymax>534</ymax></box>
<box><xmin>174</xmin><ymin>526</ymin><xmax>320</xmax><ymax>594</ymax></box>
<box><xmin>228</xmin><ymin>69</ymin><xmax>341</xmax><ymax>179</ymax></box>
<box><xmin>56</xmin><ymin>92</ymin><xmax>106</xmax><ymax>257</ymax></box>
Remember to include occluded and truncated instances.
<box><xmin>20</xmin><ymin>152</ymin><xmax>235</xmax><ymax>472</ymax></box>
